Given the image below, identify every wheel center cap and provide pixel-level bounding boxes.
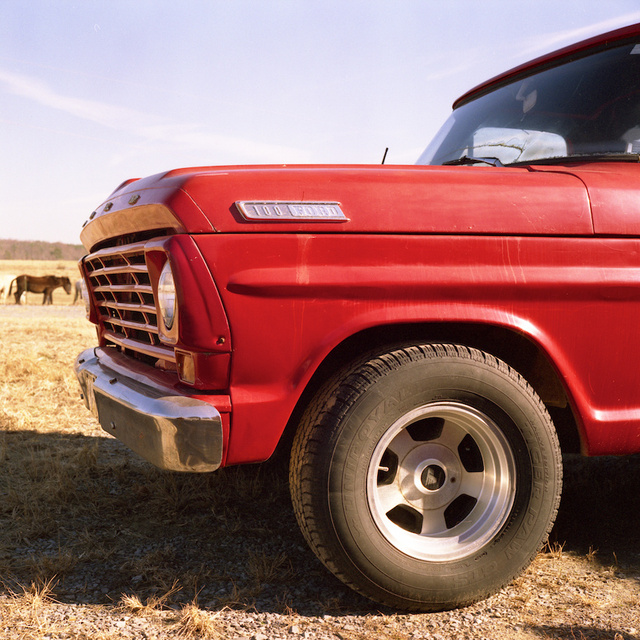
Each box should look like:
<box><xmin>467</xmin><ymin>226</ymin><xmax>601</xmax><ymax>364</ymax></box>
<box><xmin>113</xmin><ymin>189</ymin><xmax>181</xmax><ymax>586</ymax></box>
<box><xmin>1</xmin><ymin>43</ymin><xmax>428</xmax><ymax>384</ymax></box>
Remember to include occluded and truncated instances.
<box><xmin>421</xmin><ymin>464</ymin><xmax>446</xmax><ymax>491</ymax></box>
<box><xmin>398</xmin><ymin>445</ymin><xmax>462</xmax><ymax>509</ymax></box>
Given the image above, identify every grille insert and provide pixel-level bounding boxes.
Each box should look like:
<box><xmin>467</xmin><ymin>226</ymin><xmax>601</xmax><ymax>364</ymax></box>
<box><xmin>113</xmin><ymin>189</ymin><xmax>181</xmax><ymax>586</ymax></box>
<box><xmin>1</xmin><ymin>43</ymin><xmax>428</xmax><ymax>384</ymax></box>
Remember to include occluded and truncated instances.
<box><xmin>84</xmin><ymin>241</ymin><xmax>175</xmax><ymax>364</ymax></box>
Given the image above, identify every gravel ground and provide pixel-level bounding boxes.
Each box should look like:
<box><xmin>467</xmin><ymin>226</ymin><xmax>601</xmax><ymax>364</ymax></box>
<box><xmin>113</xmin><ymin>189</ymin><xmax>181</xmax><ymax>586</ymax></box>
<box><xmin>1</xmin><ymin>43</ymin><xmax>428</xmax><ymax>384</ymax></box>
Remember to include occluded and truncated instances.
<box><xmin>1</xmin><ymin>304</ymin><xmax>639</xmax><ymax>639</ymax></box>
<box><xmin>1</xmin><ymin>449</ymin><xmax>639</xmax><ymax>640</ymax></box>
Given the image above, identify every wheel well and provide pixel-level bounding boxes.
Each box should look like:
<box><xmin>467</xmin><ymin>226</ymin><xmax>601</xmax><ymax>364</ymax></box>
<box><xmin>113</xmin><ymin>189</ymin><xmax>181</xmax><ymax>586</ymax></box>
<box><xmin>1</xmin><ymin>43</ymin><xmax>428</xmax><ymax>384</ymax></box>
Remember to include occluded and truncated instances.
<box><xmin>277</xmin><ymin>322</ymin><xmax>581</xmax><ymax>462</ymax></box>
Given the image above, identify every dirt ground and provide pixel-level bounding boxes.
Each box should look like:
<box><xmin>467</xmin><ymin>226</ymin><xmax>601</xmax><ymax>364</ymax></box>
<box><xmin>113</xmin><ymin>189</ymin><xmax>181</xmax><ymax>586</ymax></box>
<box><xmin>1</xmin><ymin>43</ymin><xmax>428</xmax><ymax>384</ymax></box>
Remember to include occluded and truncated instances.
<box><xmin>0</xmin><ymin>299</ymin><xmax>638</xmax><ymax>639</ymax></box>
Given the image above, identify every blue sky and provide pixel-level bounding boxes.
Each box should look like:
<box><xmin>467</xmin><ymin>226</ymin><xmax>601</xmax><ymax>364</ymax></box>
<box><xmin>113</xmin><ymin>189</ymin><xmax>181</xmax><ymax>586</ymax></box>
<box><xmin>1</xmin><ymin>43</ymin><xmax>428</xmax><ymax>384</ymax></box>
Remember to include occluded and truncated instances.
<box><xmin>2</xmin><ymin>1</ymin><xmax>640</xmax><ymax>245</ymax></box>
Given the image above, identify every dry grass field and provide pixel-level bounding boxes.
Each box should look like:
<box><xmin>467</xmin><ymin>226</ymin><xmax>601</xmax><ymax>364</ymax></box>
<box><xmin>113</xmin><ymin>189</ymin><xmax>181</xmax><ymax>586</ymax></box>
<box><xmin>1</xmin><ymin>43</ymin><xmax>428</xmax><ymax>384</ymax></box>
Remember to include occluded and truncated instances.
<box><xmin>0</xmin><ymin>260</ymin><xmax>639</xmax><ymax>639</ymax></box>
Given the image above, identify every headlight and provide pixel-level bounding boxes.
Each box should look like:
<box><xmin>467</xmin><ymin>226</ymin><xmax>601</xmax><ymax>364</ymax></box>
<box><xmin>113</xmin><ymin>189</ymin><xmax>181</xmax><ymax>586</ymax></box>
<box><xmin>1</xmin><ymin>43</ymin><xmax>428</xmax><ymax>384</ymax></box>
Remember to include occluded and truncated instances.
<box><xmin>80</xmin><ymin>278</ymin><xmax>91</xmax><ymax>316</ymax></box>
<box><xmin>80</xmin><ymin>278</ymin><xmax>95</xmax><ymax>322</ymax></box>
<box><xmin>157</xmin><ymin>261</ymin><xmax>177</xmax><ymax>330</ymax></box>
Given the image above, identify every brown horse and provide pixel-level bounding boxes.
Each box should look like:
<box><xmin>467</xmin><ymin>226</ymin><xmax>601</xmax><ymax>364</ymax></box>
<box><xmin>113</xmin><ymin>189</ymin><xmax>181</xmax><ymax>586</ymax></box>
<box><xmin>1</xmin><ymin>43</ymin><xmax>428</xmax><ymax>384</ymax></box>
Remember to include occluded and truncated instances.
<box><xmin>9</xmin><ymin>275</ymin><xmax>72</xmax><ymax>305</ymax></box>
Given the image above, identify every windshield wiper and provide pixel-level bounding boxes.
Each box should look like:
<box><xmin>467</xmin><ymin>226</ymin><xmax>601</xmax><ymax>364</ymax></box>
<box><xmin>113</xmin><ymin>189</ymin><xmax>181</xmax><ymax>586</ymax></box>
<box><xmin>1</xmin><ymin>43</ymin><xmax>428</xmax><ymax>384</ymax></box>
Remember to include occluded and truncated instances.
<box><xmin>510</xmin><ymin>152</ymin><xmax>640</xmax><ymax>166</ymax></box>
<box><xmin>441</xmin><ymin>152</ymin><xmax>640</xmax><ymax>168</ymax></box>
<box><xmin>442</xmin><ymin>155</ymin><xmax>504</xmax><ymax>167</ymax></box>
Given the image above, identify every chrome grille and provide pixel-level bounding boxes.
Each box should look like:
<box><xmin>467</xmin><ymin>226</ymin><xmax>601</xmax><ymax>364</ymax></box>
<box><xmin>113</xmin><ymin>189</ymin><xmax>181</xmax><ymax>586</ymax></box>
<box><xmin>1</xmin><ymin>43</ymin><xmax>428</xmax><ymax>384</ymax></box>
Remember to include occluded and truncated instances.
<box><xmin>84</xmin><ymin>241</ymin><xmax>175</xmax><ymax>363</ymax></box>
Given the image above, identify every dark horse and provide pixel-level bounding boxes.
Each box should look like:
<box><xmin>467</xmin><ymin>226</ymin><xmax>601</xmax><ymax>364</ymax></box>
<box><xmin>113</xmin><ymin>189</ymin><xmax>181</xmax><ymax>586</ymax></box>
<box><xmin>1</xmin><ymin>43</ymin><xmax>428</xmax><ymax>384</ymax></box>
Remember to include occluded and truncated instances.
<box><xmin>9</xmin><ymin>274</ymin><xmax>72</xmax><ymax>305</ymax></box>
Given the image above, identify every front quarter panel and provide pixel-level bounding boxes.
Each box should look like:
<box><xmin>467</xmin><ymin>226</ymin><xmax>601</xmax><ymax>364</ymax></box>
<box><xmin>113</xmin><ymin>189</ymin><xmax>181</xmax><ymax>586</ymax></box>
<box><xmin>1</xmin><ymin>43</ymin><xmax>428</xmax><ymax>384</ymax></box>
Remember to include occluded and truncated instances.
<box><xmin>195</xmin><ymin>232</ymin><xmax>640</xmax><ymax>463</ymax></box>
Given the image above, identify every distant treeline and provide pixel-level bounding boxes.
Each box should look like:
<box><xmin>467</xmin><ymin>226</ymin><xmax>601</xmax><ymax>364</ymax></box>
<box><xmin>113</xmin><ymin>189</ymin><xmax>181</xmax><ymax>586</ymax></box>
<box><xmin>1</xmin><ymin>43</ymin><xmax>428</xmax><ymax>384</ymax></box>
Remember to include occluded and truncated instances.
<box><xmin>0</xmin><ymin>239</ymin><xmax>86</xmax><ymax>261</ymax></box>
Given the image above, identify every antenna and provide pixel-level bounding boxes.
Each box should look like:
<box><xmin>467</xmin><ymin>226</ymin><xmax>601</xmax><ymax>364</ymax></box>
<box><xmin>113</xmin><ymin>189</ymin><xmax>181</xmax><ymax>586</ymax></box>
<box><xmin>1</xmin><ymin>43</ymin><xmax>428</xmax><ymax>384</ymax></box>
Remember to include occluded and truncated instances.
<box><xmin>381</xmin><ymin>147</ymin><xmax>389</xmax><ymax>165</ymax></box>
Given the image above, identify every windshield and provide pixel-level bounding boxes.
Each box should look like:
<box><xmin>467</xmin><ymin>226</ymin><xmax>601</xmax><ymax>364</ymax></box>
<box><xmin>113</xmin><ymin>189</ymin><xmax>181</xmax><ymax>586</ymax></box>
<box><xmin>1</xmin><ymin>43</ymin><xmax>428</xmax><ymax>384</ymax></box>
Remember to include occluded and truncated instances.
<box><xmin>418</xmin><ymin>42</ymin><xmax>640</xmax><ymax>166</ymax></box>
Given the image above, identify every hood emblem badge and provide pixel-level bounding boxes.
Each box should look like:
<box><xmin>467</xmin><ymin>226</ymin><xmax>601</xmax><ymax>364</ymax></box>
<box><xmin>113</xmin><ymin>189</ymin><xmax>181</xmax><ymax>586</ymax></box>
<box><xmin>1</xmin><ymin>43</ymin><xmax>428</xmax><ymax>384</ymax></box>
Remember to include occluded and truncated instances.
<box><xmin>236</xmin><ymin>201</ymin><xmax>347</xmax><ymax>222</ymax></box>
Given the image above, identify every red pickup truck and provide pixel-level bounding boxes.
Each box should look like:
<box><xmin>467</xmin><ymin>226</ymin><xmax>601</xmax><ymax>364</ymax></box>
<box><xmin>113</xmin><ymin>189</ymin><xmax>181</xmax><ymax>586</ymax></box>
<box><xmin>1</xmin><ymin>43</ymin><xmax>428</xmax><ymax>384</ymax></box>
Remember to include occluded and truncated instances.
<box><xmin>75</xmin><ymin>23</ymin><xmax>640</xmax><ymax>611</ymax></box>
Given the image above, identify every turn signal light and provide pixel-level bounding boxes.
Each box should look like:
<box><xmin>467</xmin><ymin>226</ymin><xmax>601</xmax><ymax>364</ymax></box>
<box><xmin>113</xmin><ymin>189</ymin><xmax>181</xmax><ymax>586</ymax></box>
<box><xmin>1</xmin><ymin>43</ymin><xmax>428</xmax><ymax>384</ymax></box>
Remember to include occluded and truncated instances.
<box><xmin>176</xmin><ymin>351</ymin><xmax>195</xmax><ymax>385</ymax></box>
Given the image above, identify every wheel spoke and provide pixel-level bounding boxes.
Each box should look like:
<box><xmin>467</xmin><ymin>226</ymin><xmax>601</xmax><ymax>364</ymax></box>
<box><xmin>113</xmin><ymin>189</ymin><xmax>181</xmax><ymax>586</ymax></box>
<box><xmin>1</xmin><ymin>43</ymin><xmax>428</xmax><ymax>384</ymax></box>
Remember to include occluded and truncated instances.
<box><xmin>459</xmin><ymin>470</ymin><xmax>484</xmax><ymax>499</ymax></box>
<box><xmin>420</xmin><ymin>505</ymin><xmax>448</xmax><ymax>535</ymax></box>
<box><xmin>435</xmin><ymin>420</ymin><xmax>464</xmax><ymax>451</ymax></box>
<box><xmin>375</xmin><ymin>481</ymin><xmax>403</xmax><ymax>514</ymax></box>
<box><xmin>387</xmin><ymin>428</ymin><xmax>416</xmax><ymax>460</ymax></box>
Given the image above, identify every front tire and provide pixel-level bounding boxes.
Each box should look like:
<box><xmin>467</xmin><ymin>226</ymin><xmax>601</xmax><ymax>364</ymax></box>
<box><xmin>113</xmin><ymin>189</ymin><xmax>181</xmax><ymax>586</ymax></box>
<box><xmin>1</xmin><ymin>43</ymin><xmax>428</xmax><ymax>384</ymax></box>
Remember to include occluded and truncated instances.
<box><xmin>289</xmin><ymin>344</ymin><xmax>562</xmax><ymax>611</ymax></box>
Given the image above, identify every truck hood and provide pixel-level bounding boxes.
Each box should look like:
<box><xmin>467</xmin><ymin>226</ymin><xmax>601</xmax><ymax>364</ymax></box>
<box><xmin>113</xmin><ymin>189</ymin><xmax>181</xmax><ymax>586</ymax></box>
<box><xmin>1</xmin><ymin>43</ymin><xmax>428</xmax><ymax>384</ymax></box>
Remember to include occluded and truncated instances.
<box><xmin>80</xmin><ymin>164</ymin><xmax>593</xmax><ymax>251</ymax></box>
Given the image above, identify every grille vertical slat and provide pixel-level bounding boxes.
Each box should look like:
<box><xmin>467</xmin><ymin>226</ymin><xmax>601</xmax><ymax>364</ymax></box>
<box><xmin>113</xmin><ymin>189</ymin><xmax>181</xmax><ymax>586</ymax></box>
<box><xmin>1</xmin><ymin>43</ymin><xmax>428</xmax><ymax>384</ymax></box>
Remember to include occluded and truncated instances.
<box><xmin>84</xmin><ymin>241</ymin><xmax>175</xmax><ymax>364</ymax></box>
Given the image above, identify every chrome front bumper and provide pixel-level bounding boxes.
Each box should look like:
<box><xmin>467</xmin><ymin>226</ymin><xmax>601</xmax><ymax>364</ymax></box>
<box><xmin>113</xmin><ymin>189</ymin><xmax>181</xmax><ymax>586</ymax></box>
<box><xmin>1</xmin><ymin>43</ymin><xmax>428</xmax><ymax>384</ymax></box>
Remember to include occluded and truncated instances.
<box><xmin>75</xmin><ymin>348</ymin><xmax>223</xmax><ymax>472</ymax></box>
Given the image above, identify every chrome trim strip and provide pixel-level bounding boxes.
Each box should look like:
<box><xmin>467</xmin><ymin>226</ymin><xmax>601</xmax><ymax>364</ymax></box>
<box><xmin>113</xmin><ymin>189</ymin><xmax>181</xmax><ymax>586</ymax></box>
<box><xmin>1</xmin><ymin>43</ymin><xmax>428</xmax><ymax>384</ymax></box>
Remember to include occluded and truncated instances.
<box><xmin>80</xmin><ymin>204</ymin><xmax>184</xmax><ymax>251</ymax></box>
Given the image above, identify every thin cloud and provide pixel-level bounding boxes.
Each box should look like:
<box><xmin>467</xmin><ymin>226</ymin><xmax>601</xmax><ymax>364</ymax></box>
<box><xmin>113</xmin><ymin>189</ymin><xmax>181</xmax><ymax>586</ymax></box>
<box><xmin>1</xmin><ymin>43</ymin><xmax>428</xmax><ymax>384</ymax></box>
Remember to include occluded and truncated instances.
<box><xmin>0</xmin><ymin>67</ymin><xmax>147</xmax><ymax>130</ymax></box>
<box><xmin>0</xmin><ymin>67</ymin><xmax>306</xmax><ymax>162</ymax></box>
